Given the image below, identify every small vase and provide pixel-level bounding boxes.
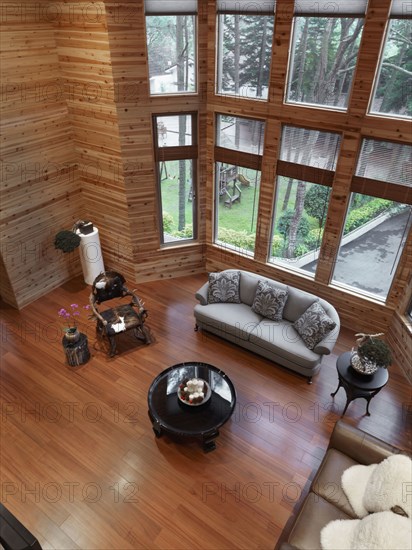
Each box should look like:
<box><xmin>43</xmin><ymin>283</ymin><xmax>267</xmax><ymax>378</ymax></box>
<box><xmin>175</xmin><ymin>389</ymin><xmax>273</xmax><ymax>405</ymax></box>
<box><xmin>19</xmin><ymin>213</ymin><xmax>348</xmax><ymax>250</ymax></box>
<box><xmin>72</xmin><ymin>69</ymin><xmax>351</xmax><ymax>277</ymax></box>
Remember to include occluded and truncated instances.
<box><xmin>351</xmin><ymin>351</ymin><xmax>378</xmax><ymax>375</ymax></box>
<box><xmin>64</xmin><ymin>328</ymin><xmax>80</xmax><ymax>344</ymax></box>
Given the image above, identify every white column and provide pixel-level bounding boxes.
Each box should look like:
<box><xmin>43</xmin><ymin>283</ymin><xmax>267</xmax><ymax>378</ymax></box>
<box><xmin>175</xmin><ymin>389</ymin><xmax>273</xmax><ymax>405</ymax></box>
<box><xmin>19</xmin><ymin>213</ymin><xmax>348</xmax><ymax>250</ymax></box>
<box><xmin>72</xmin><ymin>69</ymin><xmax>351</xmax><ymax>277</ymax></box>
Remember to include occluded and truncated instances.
<box><xmin>76</xmin><ymin>226</ymin><xmax>105</xmax><ymax>285</ymax></box>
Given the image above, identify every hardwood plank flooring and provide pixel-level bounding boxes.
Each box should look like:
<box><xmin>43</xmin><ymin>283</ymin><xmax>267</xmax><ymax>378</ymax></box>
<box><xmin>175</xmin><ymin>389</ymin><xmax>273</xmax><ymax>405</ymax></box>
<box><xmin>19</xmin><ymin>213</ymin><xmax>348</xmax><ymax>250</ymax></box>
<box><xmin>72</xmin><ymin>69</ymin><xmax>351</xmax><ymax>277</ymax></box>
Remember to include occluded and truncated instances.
<box><xmin>0</xmin><ymin>274</ymin><xmax>411</xmax><ymax>550</ymax></box>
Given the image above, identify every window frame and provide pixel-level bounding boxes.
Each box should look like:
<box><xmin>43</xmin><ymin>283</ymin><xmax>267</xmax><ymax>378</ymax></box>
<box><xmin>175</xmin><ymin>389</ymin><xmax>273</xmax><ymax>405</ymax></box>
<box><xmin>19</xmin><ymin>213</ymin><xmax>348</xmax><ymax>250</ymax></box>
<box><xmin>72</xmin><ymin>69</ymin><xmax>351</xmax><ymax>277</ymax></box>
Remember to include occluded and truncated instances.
<box><xmin>213</xmin><ymin>113</ymin><xmax>266</xmax><ymax>256</ymax></box>
<box><xmin>145</xmin><ymin>13</ymin><xmax>198</xmax><ymax>97</ymax></box>
<box><xmin>215</xmin><ymin>10</ymin><xmax>275</xmax><ymax>101</ymax></box>
<box><xmin>285</xmin><ymin>13</ymin><xmax>365</xmax><ymax>112</ymax></box>
<box><xmin>268</xmin><ymin>124</ymin><xmax>341</xmax><ymax>276</ymax></box>
<box><xmin>330</xmin><ymin>136</ymin><xmax>412</xmax><ymax>302</ymax></box>
<box><xmin>368</xmin><ymin>16</ymin><xmax>412</xmax><ymax>120</ymax></box>
<box><xmin>153</xmin><ymin>112</ymin><xmax>198</xmax><ymax>246</ymax></box>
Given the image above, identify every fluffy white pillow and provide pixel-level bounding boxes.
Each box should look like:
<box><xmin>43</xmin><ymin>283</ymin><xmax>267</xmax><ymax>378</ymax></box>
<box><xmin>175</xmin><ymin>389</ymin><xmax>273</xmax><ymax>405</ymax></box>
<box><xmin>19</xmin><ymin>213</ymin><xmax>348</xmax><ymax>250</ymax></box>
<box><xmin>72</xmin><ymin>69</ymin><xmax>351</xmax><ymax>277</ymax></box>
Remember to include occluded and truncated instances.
<box><xmin>363</xmin><ymin>454</ymin><xmax>412</xmax><ymax>518</ymax></box>
<box><xmin>321</xmin><ymin>511</ymin><xmax>412</xmax><ymax>550</ymax></box>
<box><xmin>341</xmin><ymin>464</ymin><xmax>377</xmax><ymax>518</ymax></box>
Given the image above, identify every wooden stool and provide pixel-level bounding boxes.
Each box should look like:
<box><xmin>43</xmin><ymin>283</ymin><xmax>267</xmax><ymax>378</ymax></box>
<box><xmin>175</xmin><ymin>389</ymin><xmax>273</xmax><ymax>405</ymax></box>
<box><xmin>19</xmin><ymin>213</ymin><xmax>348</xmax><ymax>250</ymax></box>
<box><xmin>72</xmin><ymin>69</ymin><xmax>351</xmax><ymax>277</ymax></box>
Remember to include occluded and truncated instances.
<box><xmin>62</xmin><ymin>333</ymin><xmax>90</xmax><ymax>366</ymax></box>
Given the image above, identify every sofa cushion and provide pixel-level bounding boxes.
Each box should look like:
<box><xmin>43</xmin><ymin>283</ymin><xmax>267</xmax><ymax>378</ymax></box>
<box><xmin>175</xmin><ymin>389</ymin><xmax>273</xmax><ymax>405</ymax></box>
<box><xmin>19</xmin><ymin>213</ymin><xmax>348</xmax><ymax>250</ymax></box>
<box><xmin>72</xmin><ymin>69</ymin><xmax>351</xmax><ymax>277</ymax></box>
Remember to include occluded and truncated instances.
<box><xmin>208</xmin><ymin>271</ymin><xmax>241</xmax><ymax>304</ymax></box>
<box><xmin>249</xmin><ymin>320</ymin><xmax>321</xmax><ymax>370</ymax></box>
<box><xmin>194</xmin><ymin>303</ymin><xmax>262</xmax><ymax>341</ymax></box>
<box><xmin>312</xmin><ymin>448</ymin><xmax>358</xmax><ymax>518</ymax></box>
<box><xmin>294</xmin><ymin>301</ymin><xmax>337</xmax><ymax>350</ymax></box>
<box><xmin>288</xmin><ymin>492</ymin><xmax>351</xmax><ymax>550</ymax></box>
<box><xmin>239</xmin><ymin>271</ymin><xmax>260</xmax><ymax>306</ymax></box>
<box><xmin>251</xmin><ymin>280</ymin><xmax>288</xmax><ymax>321</ymax></box>
<box><xmin>283</xmin><ymin>287</ymin><xmax>317</xmax><ymax>323</ymax></box>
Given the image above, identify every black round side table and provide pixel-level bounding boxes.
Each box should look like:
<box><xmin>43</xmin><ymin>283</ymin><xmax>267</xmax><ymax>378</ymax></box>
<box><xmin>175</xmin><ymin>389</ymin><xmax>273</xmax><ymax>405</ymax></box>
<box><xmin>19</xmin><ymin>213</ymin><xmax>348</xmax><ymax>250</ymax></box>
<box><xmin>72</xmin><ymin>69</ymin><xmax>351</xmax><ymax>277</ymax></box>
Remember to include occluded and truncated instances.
<box><xmin>331</xmin><ymin>351</ymin><xmax>389</xmax><ymax>416</ymax></box>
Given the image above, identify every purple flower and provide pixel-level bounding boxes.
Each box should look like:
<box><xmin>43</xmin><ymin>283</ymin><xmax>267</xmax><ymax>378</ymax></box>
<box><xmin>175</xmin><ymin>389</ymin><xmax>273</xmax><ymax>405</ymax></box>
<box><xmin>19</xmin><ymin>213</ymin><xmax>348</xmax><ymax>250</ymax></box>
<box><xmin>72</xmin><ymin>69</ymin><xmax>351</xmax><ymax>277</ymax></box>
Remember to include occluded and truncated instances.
<box><xmin>58</xmin><ymin>308</ymin><xmax>67</xmax><ymax>317</ymax></box>
<box><xmin>70</xmin><ymin>303</ymin><xmax>79</xmax><ymax>309</ymax></box>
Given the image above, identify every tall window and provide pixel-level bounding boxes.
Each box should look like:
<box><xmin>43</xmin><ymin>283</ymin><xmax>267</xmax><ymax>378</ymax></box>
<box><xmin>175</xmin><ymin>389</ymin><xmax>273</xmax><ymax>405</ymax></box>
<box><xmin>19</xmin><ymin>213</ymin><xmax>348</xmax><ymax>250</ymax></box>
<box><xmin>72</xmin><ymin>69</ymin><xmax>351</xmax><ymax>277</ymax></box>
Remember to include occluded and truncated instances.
<box><xmin>332</xmin><ymin>138</ymin><xmax>412</xmax><ymax>300</ymax></box>
<box><xmin>145</xmin><ymin>1</ymin><xmax>197</xmax><ymax>95</ymax></box>
<box><xmin>269</xmin><ymin>126</ymin><xmax>341</xmax><ymax>274</ymax></box>
<box><xmin>369</xmin><ymin>0</ymin><xmax>411</xmax><ymax>118</ymax></box>
<box><xmin>286</xmin><ymin>1</ymin><xmax>367</xmax><ymax>109</ymax></box>
<box><xmin>154</xmin><ymin>114</ymin><xmax>198</xmax><ymax>244</ymax></box>
<box><xmin>214</xmin><ymin>115</ymin><xmax>265</xmax><ymax>255</ymax></box>
<box><xmin>216</xmin><ymin>1</ymin><xmax>275</xmax><ymax>100</ymax></box>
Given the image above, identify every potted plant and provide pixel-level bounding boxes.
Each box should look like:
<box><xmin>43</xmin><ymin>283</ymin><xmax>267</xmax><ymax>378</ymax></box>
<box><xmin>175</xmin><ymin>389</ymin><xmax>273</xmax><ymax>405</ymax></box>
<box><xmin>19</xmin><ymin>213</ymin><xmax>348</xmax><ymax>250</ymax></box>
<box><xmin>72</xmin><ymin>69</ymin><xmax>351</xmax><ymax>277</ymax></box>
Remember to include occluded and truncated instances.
<box><xmin>58</xmin><ymin>303</ymin><xmax>91</xmax><ymax>343</ymax></box>
<box><xmin>54</xmin><ymin>220</ymin><xmax>95</xmax><ymax>253</ymax></box>
<box><xmin>351</xmin><ymin>333</ymin><xmax>392</xmax><ymax>375</ymax></box>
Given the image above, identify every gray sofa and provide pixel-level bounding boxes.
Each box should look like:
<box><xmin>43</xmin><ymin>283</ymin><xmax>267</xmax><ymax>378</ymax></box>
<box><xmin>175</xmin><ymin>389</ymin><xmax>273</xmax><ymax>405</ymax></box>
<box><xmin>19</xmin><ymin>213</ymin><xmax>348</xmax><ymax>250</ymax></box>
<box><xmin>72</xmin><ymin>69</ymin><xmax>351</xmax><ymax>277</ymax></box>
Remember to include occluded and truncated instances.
<box><xmin>194</xmin><ymin>269</ymin><xmax>340</xmax><ymax>382</ymax></box>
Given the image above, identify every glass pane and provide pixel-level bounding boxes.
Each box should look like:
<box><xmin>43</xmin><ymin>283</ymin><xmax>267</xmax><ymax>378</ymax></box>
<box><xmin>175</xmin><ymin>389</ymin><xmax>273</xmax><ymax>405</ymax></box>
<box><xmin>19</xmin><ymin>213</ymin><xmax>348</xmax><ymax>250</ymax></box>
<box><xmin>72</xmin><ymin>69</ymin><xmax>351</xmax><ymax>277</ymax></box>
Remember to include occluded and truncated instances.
<box><xmin>146</xmin><ymin>15</ymin><xmax>196</xmax><ymax>95</ymax></box>
<box><xmin>216</xmin><ymin>14</ymin><xmax>274</xmax><ymax>100</ymax></box>
<box><xmin>356</xmin><ymin>139</ymin><xmax>412</xmax><ymax>186</ymax></box>
<box><xmin>370</xmin><ymin>19</ymin><xmax>412</xmax><ymax>118</ymax></box>
<box><xmin>156</xmin><ymin>115</ymin><xmax>192</xmax><ymax>147</ymax></box>
<box><xmin>215</xmin><ymin>163</ymin><xmax>261</xmax><ymax>255</ymax></box>
<box><xmin>332</xmin><ymin>194</ymin><xmax>412</xmax><ymax>299</ymax></box>
<box><xmin>159</xmin><ymin>160</ymin><xmax>194</xmax><ymax>242</ymax></box>
<box><xmin>281</xmin><ymin>126</ymin><xmax>341</xmax><ymax>170</ymax></box>
<box><xmin>216</xmin><ymin>115</ymin><xmax>265</xmax><ymax>155</ymax></box>
<box><xmin>269</xmin><ymin>177</ymin><xmax>331</xmax><ymax>275</ymax></box>
<box><xmin>287</xmin><ymin>17</ymin><xmax>364</xmax><ymax>109</ymax></box>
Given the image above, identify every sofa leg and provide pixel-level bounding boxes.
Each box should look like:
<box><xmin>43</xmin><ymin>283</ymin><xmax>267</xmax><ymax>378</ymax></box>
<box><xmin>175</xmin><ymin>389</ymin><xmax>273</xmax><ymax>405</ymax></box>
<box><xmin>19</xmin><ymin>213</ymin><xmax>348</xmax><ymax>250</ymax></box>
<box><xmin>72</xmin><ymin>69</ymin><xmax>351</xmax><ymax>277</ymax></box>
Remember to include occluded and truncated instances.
<box><xmin>194</xmin><ymin>324</ymin><xmax>199</xmax><ymax>332</ymax></box>
<box><xmin>307</xmin><ymin>377</ymin><xmax>313</xmax><ymax>384</ymax></box>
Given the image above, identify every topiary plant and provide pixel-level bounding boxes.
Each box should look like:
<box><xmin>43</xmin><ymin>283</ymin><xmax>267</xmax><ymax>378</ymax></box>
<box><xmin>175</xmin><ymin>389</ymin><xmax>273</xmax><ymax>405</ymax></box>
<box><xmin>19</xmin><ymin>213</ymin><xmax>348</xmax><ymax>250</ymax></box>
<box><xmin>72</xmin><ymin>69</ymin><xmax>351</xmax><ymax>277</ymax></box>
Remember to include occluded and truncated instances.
<box><xmin>356</xmin><ymin>333</ymin><xmax>392</xmax><ymax>368</ymax></box>
<box><xmin>54</xmin><ymin>230</ymin><xmax>81</xmax><ymax>253</ymax></box>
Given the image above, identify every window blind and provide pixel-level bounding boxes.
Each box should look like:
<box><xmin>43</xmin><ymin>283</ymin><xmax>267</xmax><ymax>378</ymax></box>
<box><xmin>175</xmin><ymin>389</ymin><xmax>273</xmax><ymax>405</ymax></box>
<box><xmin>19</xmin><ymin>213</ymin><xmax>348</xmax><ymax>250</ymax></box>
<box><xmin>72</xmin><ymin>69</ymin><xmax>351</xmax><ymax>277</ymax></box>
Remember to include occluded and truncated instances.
<box><xmin>280</xmin><ymin>126</ymin><xmax>341</xmax><ymax>171</ymax></box>
<box><xmin>145</xmin><ymin>0</ymin><xmax>197</xmax><ymax>14</ymax></box>
<box><xmin>294</xmin><ymin>0</ymin><xmax>368</xmax><ymax>16</ymax></box>
<box><xmin>391</xmin><ymin>0</ymin><xmax>412</xmax><ymax>16</ymax></box>
<box><xmin>217</xmin><ymin>1</ymin><xmax>276</xmax><ymax>14</ymax></box>
<box><xmin>356</xmin><ymin>139</ymin><xmax>412</xmax><ymax>186</ymax></box>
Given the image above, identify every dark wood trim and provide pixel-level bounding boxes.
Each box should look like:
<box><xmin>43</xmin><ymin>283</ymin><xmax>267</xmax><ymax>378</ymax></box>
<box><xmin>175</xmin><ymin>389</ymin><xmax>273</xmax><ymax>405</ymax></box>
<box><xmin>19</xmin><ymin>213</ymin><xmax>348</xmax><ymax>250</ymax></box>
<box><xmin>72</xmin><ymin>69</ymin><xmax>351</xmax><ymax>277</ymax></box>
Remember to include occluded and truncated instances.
<box><xmin>276</xmin><ymin>160</ymin><xmax>334</xmax><ymax>186</ymax></box>
<box><xmin>352</xmin><ymin>176</ymin><xmax>412</xmax><ymax>204</ymax></box>
<box><xmin>214</xmin><ymin>146</ymin><xmax>262</xmax><ymax>170</ymax></box>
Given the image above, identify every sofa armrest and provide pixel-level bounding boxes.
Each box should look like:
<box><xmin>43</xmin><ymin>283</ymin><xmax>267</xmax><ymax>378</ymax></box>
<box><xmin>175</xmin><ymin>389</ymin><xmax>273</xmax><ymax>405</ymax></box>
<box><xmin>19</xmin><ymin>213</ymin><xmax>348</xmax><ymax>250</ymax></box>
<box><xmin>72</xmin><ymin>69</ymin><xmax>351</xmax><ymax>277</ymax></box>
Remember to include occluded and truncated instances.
<box><xmin>195</xmin><ymin>282</ymin><xmax>209</xmax><ymax>306</ymax></box>
<box><xmin>329</xmin><ymin>420</ymin><xmax>399</xmax><ymax>465</ymax></box>
<box><xmin>278</xmin><ymin>543</ymin><xmax>299</xmax><ymax>550</ymax></box>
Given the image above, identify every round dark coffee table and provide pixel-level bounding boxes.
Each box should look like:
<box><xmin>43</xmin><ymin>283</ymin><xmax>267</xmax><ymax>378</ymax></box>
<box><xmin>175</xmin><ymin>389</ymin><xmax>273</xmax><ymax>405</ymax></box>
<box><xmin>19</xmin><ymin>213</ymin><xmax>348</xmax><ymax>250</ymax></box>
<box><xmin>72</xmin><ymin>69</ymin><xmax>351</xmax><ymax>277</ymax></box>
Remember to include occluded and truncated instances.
<box><xmin>331</xmin><ymin>351</ymin><xmax>389</xmax><ymax>416</ymax></box>
<box><xmin>147</xmin><ymin>362</ymin><xmax>236</xmax><ymax>452</ymax></box>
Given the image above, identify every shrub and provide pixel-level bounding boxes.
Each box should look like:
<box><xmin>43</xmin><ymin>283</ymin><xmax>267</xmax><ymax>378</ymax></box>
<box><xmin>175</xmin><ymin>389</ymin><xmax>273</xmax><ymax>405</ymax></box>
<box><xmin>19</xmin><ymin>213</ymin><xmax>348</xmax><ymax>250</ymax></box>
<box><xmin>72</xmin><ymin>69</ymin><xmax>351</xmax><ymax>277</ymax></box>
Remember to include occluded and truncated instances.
<box><xmin>271</xmin><ymin>235</ymin><xmax>284</xmax><ymax>257</ymax></box>
<box><xmin>170</xmin><ymin>225</ymin><xmax>193</xmax><ymax>239</ymax></box>
<box><xmin>305</xmin><ymin>228</ymin><xmax>324</xmax><ymax>250</ymax></box>
<box><xmin>162</xmin><ymin>212</ymin><xmax>174</xmax><ymax>233</ymax></box>
<box><xmin>294</xmin><ymin>243</ymin><xmax>309</xmax><ymax>257</ymax></box>
<box><xmin>218</xmin><ymin>227</ymin><xmax>255</xmax><ymax>251</ymax></box>
<box><xmin>345</xmin><ymin>199</ymin><xmax>393</xmax><ymax>233</ymax></box>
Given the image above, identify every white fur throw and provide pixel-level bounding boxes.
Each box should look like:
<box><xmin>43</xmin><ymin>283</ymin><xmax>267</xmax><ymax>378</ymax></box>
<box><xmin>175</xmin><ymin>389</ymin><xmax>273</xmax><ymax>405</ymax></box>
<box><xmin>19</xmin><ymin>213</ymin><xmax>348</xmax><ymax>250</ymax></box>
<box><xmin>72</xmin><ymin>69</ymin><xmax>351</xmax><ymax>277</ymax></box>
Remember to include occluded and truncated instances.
<box><xmin>321</xmin><ymin>511</ymin><xmax>412</xmax><ymax>550</ymax></box>
<box><xmin>341</xmin><ymin>464</ymin><xmax>377</xmax><ymax>518</ymax></box>
<box><xmin>363</xmin><ymin>455</ymin><xmax>412</xmax><ymax>518</ymax></box>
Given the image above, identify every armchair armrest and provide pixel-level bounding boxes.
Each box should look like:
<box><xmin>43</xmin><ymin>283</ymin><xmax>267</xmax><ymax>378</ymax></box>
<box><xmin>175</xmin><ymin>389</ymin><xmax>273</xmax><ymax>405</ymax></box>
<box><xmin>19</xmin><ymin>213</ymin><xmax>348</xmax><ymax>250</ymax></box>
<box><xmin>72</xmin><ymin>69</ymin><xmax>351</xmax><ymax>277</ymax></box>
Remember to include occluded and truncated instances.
<box><xmin>195</xmin><ymin>282</ymin><xmax>209</xmax><ymax>306</ymax></box>
<box><xmin>329</xmin><ymin>420</ymin><xmax>399</xmax><ymax>465</ymax></box>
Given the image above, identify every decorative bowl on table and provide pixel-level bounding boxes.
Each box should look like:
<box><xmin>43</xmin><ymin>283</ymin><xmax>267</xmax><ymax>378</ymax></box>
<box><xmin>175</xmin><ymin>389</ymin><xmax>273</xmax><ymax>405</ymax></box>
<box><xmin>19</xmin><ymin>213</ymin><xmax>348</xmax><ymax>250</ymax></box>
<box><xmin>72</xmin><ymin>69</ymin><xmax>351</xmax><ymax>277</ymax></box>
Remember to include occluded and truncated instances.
<box><xmin>178</xmin><ymin>378</ymin><xmax>211</xmax><ymax>406</ymax></box>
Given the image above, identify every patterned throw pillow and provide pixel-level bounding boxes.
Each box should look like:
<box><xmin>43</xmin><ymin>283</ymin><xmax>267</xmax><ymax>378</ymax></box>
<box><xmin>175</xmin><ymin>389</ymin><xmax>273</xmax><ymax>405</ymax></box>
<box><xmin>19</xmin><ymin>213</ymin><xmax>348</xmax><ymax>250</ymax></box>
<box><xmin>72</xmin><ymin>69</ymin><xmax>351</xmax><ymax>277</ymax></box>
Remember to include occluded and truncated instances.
<box><xmin>294</xmin><ymin>301</ymin><xmax>336</xmax><ymax>350</ymax></box>
<box><xmin>208</xmin><ymin>271</ymin><xmax>241</xmax><ymax>304</ymax></box>
<box><xmin>251</xmin><ymin>280</ymin><xmax>288</xmax><ymax>321</ymax></box>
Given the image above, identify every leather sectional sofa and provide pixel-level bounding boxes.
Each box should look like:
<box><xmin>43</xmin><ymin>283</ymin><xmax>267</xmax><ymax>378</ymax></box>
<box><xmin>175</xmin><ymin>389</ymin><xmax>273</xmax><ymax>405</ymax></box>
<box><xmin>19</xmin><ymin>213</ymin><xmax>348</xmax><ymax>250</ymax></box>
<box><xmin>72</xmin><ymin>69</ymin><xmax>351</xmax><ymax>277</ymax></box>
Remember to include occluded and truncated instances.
<box><xmin>194</xmin><ymin>269</ymin><xmax>340</xmax><ymax>382</ymax></box>
<box><xmin>276</xmin><ymin>421</ymin><xmax>404</xmax><ymax>550</ymax></box>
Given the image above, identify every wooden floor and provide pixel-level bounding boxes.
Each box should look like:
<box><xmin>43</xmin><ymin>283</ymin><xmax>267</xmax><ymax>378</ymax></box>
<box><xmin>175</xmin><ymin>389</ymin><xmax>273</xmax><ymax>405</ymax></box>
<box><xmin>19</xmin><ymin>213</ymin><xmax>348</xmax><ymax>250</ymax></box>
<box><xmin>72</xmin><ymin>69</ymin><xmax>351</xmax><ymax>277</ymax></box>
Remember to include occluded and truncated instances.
<box><xmin>1</xmin><ymin>274</ymin><xmax>411</xmax><ymax>550</ymax></box>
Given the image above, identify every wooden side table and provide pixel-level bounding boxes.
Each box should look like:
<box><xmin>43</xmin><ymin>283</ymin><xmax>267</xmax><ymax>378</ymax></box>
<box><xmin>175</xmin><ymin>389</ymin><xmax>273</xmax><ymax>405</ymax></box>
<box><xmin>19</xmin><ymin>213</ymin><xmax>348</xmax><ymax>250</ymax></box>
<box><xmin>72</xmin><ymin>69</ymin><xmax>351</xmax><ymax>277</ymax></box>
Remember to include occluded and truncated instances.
<box><xmin>331</xmin><ymin>351</ymin><xmax>389</xmax><ymax>416</ymax></box>
<box><xmin>62</xmin><ymin>332</ymin><xmax>90</xmax><ymax>366</ymax></box>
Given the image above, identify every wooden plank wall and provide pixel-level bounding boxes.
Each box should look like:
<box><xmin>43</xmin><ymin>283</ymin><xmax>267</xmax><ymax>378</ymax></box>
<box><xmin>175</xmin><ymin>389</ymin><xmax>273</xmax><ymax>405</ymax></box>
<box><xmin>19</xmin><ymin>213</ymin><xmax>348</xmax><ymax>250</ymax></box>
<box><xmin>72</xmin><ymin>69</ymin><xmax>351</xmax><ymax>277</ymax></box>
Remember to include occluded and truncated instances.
<box><xmin>53</xmin><ymin>1</ymin><xmax>136</xmax><ymax>281</ymax></box>
<box><xmin>0</xmin><ymin>2</ymin><xmax>83</xmax><ymax>308</ymax></box>
<box><xmin>103</xmin><ymin>1</ymin><xmax>206</xmax><ymax>282</ymax></box>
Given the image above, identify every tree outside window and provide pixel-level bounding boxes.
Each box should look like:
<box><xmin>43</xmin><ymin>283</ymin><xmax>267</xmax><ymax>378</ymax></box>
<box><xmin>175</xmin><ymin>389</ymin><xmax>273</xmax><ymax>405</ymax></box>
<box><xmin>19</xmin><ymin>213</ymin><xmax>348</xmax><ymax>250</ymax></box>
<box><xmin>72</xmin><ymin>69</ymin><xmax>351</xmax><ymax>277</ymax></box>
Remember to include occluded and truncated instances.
<box><xmin>370</xmin><ymin>19</ymin><xmax>412</xmax><ymax>118</ymax></box>
<box><xmin>286</xmin><ymin>17</ymin><xmax>364</xmax><ymax>109</ymax></box>
<box><xmin>146</xmin><ymin>15</ymin><xmax>196</xmax><ymax>95</ymax></box>
<box><xmin>216</xmin><ymin>14</ymin><xmax>274</xmax><ymax>100</ymax></box>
